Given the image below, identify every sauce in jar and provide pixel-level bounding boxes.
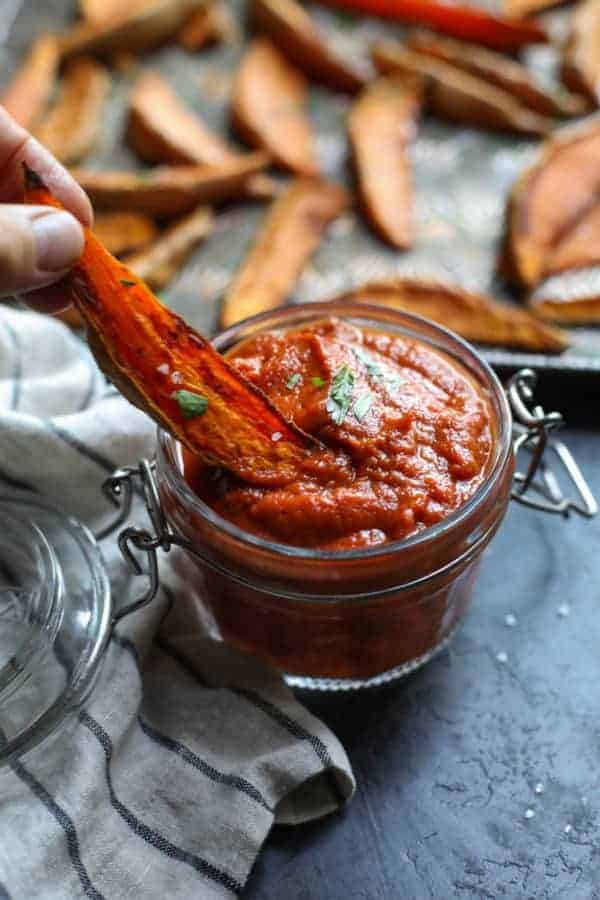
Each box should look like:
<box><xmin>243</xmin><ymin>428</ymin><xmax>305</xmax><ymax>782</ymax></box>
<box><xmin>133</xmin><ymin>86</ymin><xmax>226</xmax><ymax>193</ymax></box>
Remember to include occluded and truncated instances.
<box><xmin>185</xmin><ymin>317</ymin><xmax>493</xmax><ymax>549</ymax></box>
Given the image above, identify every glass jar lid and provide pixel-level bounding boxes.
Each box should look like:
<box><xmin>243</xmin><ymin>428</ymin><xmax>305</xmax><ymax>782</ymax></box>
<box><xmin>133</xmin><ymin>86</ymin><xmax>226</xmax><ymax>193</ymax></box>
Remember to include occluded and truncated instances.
<box><xmin>0</xmin><ymin>490</ymin><xmax>111</xmax><ymax>766</ymax></box>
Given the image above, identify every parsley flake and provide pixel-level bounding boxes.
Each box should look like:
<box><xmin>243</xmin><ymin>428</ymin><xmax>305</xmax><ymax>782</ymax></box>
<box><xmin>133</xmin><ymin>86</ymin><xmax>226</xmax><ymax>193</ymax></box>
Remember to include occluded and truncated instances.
<box><xmin>173</xmin><ymin>390</ymin><xmax>209</xmax><ymax>420</ymax></box>
<box><xmin>286</xmin><ymin>373</ymin><xmax>302</xmax><ymax>390</ymax></box>
<box><xmin>311</xmin><ymin>376</ymin><xmax>326</xmax><ymax>388</ymax></box>
<box><xmin>326</xmin><ymin>364</ymin><xmax>356</xmax><ymax>426</ymax></box>
<box><xmin>120</xmin><ymin>279</ymin><xmax>136</xmax><ymax>288</ymax></box>
<box><xmin>354</xmin><ymin>392</ymin><xmax>373</xmax><ymax>422</ymax></box>
<box><xmin>353</xmin><ymin>346</ymin><xmax>403</xmax><ymax>393</ymax></box>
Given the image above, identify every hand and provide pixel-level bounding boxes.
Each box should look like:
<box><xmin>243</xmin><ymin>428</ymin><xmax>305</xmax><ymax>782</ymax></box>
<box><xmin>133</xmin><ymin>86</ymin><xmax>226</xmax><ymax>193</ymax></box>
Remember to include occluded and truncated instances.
<box><xmin>0</xmin><ymin>105</ymin><xmax>92</xmax><ymax>313</ymax></box>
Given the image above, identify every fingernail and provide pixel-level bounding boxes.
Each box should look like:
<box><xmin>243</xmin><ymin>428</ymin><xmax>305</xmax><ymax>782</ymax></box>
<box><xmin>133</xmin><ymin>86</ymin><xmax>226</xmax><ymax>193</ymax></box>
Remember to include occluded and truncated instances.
<box><xmin>33</xmin><ymin>210</ymin><xmax>84</xmax><ymax>273</ymax></box>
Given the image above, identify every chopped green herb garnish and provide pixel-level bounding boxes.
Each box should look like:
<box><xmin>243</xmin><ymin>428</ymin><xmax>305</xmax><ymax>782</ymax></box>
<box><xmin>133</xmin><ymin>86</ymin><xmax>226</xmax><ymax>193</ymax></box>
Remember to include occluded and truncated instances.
<box><xmin>384</xmin><ymin>375</ymin><xmax>404</xmax><ymax>393</ymax></box>
<box><xmin>353</xmin><ymin>346</ymin><xmax>384</xmax><ymax>381</ymax></box>
<box><xmin>326</xmin><ymin>364</ymin><xmax>356</xmax><ymax>426</ymax></box>
<box><xmin>286</xmin><ymin>373</ymin><xmax>302</xmax><ymax>390</ymax></box>
<box><xmin>173</xmin><ymin>390</ymin><xmax>209</xmax><ymax>420</ymax></box>
<box><xmin>311</xmin><ymin>376</ymin><xmax>326</xmax><ymax>388</ymax></box>
<box><xmin>353</xmin><ymin>346</ymin><xmax>403</xmax><ymax>393</ymax></box>
<box><xmin>354</xmin><ymin>392</ymin><xmax>373</xmax><ymax>422</ymax></box>
<box><xmin>120</xmin><ymin>279</ymin><xmax>136</xmax><ymax>287</ymax></box>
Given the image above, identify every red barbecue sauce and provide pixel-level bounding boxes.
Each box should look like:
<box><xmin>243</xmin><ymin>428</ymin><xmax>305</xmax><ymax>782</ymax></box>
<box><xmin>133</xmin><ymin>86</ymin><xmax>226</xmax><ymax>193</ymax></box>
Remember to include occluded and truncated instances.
<box><xmin>184</xmin><ymin>318</ymin><xmax>493</xmax><ymax>549</ymax></box>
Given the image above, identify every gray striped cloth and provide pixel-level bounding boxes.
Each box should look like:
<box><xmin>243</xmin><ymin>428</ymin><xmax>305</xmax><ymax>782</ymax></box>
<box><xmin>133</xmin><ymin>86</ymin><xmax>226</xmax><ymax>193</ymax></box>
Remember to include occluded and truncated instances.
<box><xmin>0</xmin><ymin>307</ymin><xmax>355</xmax><ymax>900</ymax></box>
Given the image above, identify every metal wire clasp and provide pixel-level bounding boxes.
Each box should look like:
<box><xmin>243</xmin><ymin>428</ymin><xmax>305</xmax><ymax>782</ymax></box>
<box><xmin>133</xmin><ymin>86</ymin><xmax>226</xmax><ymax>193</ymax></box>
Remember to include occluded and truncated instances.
<box><xmin>508</xmin><ymin>369</ymin><xmax>597</xmax><ymax>518</ymax></box>
<box><xmin>95</xmin><ymin>458</ymin><xmax>181</xmax><ymax>623</ymax></box>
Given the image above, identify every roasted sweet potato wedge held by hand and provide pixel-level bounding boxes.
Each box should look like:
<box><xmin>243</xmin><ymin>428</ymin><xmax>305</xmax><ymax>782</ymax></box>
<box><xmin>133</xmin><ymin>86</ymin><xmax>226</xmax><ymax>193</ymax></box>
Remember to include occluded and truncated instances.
<box><xmin>502</xmin><ymin>120</ymin><xmax>600</xmax><ymax>289</ymax></box>
<box><xmin>221</xmin><ymin>178</ymin><xmax>348</xmax><ymax>329</ymax></box>
<box><xmin>372</xmin><ymin>42</ymin><xmax>552</xmax><ymax>137</ymax></box>
<box><xmin>35</xmin><ymin>58</ymin><xmax>110</xmax><ymax>165</ymax></box>
<box><xmin>250</xmin><ymin>0</ymin><xmax>365</xmax><ymax>94</ymax></box>
<box><xmin>1</xmin><ymin>36</ymin><xmax>59</xmax><ymax>130</ymax></box>
<box><xmin>233</xmin><ymin>39</ymin><xmax>318</xmax><ymax>176</ymax></box>
<box><xmin>70</xmin><ymin>153</ymin><xmax>269</xmax><ymax>216</ymax></box>
<box><xmin>24</xmin><ymin>166</ymin><xmax>331</xmax><ymax>486</ymax></box>
<box><xmin>348</xmin><ymin>76</ymin><xmax>422</xmax><ymax>250</ymax></box>
<box><xmin>124</xmin><ymin>205</ymin><xmax>213</xmax><ymax>289</ymax></box>
<box><xmin>329</xmin><ymin>279</ymin><xmax>569</xmax><ymax>353</ymax></box>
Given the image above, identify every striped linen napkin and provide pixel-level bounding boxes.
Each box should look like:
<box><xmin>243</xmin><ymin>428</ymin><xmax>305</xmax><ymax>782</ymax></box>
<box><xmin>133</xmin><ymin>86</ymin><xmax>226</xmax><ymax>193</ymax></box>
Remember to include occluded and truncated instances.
<box><xmin>0</xmin><ymin>307</ymin><xmax>355</xmax><ymax>900</ymax></box>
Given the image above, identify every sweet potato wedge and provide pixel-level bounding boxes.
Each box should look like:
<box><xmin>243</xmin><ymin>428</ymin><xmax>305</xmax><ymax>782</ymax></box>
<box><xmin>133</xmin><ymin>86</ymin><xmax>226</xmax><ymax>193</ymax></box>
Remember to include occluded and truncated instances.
<box><xmin>177</xmin><ymin>0</ymin><xmax>233</xmax><ymax>50</ymax></box>
<box><xmin>79</xmin><ymin>0</ymin><xmax>150</xmax><ymax>24</ymax></box>
<box><xmin>92</xmin><ymin>212</ymin><xmax>158</xmax><ymax>256</ymax></box>
<box><xmin>250</xmin><ymin>0</ymin><xmax>365</xmax><ymax>94</ymax></box>
<box><xmin>24</xmin><ymin>165</ymin><xmax>329</xmax><ymax>485</ymax></box>
<box><xmin>35</xmin><ymin>58</ymin><xmax>109</xmax><ymax>165</ymax></box>
<box><xmin>408</xmin><ymin>31</ymin><xmax>586</xmax><ymax>119</ymax></box>
<box><xmin>221</xmin><ymin>178</ymin><xmax>348</xmax><ymax>328</ymax></box>
<box><xmin>529</xmin><ymin>283</ymin><xmax>600</xmax><ymax>324</ymax></box>
<box><xmin>372</xmin><ymin>42</ymin><xmax>552</xmax><ymax>137</ymax></box>
<box><xmin>562</xmin><ymin>0</ymin><xmax>600</xmax><ymax>106</ymax></box>
<box><xmin>348</xmin><ymin>76</ymin><xmax>422</xmax><ymax>250</ymax></box>
<box><xmin>543</xmin><ymin>205</ymin><xmax>600</xmax><ymax>278</ymax></box>
<box><xmin>232</xmin><ymin>39</ymin><xmax>318</xmax><ymax>177</ymax></box>
<box><xmin>60</xmin><ymin>0</ymin><xmax>206</xmax><ymax>60</ymax></box>
<box><xmin>127</xmin><ymin>70</ymin><xmax>234</xmax><ymax>166</ymax></box>
<box><xmin>1</xmin><ymin>36</ymin><xmax>59</xmax><ymax>130</ymax></box>
<box><xmin>70</xmin><ymin>153</ymin><xmax>269</xmax><ymax>216</ymax></box>
<box><xmin>124</xmin><ymin>205</ymin><xmax>213</xmax><ymax>289</ymax></box>
<box><xmin>328</xmin><ymin>279</ymin><xmax>569</xmax><ymax>352</ymax></box>
<box><xmin>504</xmin><ymin>0</ymin><xmax>568</xmax><ymax>17</ymax></box>
<box><xmin>502</xmin><ymin>120</ymin><xmax>600</xmax><ymax>289</ymax></box>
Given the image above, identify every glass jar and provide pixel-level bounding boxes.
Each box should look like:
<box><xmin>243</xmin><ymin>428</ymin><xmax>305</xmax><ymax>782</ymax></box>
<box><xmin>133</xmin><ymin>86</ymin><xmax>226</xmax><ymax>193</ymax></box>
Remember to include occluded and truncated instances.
<box><xmin>153</xmin><ymin>302</ymin><xmax>524</xmax><ymax>690</ymax></box>
<box><xmin>0</xmin><ymin>494</ymin><xmax>112</xmax><ymax>766</ymax></box>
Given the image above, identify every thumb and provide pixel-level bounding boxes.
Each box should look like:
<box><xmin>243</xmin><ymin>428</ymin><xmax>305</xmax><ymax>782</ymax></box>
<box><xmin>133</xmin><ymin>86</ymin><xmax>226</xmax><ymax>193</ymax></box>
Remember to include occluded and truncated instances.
<box><xmin>0</xmin><ymin>204</ymin><xmax>84</xmax><ymax>299</ymax></box>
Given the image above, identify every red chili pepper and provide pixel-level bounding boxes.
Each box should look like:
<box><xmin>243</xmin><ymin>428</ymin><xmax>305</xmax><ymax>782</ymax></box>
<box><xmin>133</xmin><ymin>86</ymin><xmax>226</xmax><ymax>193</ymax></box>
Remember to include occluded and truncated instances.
<box><xmin>315</xmin><ymin>0</ymin><xmax>548</xmax><ymax>51</ymax></box>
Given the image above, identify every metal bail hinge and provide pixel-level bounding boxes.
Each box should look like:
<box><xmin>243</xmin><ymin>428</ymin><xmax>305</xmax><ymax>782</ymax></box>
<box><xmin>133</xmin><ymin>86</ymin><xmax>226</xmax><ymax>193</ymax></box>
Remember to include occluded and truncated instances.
<box><xmin>508</xmin><ymin>369</ymin><xmax>597</xmax><ymax>518</ymax></box>
<box><xmin>95</xmin><ymin>458</ymin><xmax>178</xmax><ymax>623</ymax></box>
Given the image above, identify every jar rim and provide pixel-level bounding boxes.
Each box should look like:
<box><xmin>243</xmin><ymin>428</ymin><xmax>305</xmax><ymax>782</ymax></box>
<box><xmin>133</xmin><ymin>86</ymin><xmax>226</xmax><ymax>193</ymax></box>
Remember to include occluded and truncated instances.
<box><xmin>157</xmin><ymin>301</ymin><xmax>513</xmax><ymax>563</ymax></box>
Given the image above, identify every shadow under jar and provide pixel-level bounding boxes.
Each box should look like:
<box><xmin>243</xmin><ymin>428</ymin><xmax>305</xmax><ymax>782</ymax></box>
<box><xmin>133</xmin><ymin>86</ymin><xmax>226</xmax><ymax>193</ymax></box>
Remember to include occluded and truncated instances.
<box><xmin>156</xmin><ymin>303</ymin><xmax>515</xmax><ymax>690</ymax></box>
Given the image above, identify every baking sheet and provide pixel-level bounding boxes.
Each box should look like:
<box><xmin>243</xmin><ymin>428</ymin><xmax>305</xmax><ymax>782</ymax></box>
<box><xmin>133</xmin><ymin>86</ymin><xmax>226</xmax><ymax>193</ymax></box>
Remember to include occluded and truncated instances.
<box><xmin>3</xmin><ymin>0</ymin><xmax>600</xmax><ymax>375</ymax></box>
